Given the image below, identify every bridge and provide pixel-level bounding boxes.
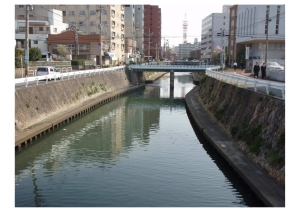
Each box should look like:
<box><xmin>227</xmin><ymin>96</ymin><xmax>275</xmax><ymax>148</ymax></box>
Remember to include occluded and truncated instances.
<box><xmin>128</xmin><ymin>64</ymin><xmax>220</xmax><ymax>88</ymax></box>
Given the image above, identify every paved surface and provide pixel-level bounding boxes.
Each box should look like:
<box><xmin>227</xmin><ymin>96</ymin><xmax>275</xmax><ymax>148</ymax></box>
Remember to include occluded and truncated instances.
<box><xmin>185</xmin><ymin>86</ymin><xmax>285</xmax><ymax>207</ymax></box>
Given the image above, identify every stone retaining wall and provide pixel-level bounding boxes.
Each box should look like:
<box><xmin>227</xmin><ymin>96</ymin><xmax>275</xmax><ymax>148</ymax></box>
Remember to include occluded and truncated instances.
<box><xmin>192</xmin><ymin>73</ymin><xmax>285</xmax><ymax>186</ymax></box>
<box><xmin>15</xmin><ymin>69</ymin><xmax>143</xmax><ymax>130</ymax></box>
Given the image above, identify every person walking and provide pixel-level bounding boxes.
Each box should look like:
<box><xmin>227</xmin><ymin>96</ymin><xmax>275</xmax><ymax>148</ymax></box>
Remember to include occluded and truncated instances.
<box><xmin>261</xmin><ymin>63</ymin><xmax>266</xmax><ymax>79</ymax></box>
<box><xmin>253</xmin><ymin>62</ymin><xmax>260</xmax><ymax>78</ymax></box>
<box><xmin>233</xmin><ymin>61</ymin><xmax>237</xmax><ymax>70</ymax></box>
<box><xmin>240</xmin><ymin>61</ymin><xmax>244</xmax><ymax>70</ymax></box>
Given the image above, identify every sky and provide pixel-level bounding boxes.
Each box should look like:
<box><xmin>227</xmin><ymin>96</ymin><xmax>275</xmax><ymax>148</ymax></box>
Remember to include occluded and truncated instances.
<box><xmin>159</xmin><ymin>4</ymin><xmax>224</xmax><ymax>47</ymax></box>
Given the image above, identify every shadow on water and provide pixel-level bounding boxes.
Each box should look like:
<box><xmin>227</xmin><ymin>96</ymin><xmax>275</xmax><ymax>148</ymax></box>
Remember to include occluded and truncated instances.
<box><xmin>185</xmin><ymin>109</ymin><xmax>265</xmax><ymax>207</ymax></box>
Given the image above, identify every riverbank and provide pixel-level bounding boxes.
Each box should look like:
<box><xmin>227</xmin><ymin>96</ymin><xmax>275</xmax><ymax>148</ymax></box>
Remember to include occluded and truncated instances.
<box><xmin>185</xmin><ymin>73</ymin><xmax>285</xmax><ymax>207</ymax></box>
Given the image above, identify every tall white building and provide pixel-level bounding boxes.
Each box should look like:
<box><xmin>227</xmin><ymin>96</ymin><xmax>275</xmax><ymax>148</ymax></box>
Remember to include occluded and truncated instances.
<box><xmin>200</xmin><ymin>12</ymin><xmax>229</xmax><ymax>63</ymax></box>
<box><xmin>235</xmin><ymin>5</ymin><xmax>285</xmax><ymax>62</ymax></box>
<box><xmin>15</xmin><ymin>8</ymin><xmax>68</xmax><ymax>57</ymax></box>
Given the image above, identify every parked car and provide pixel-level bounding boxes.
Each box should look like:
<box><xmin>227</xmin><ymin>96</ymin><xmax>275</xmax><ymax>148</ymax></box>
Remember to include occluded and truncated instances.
<box><xmin>267</xmin><ymin>61</ymin><xmax>284</xmax><ymax>71</ymax></box>
<box><xmin>36</xmin><ymin>66</ymin><xmax>61</xmax><ymax>80</ymax></box>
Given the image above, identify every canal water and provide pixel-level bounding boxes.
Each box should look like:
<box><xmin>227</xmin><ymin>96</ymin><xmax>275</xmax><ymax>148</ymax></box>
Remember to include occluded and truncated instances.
<box><xmin>15</xmin><ymin>72</ymin><xmax>264</xmax><ymax>207</ymax></box>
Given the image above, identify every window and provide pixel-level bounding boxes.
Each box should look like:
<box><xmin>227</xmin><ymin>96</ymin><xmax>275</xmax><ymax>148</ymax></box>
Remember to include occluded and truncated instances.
<box><xmin>90</xmin><ymin>10</ymin><xmax>96</xmax><ymax>15</ymax></box>
<box><xmin>54</xmin><ymin>28</ymin><xmax>57</xmax><ymax>32</ymax></box>
<box><xmin>90</xmin><ymin>21</ymin><xmax>96</xmax><ymax>26</ymax></box>
<box><xmin>112</xmin><ymin>32</ymin><xmax>115</xmax><ymax>39</ymax></box>
<box><xmin>112</xmin><ymin>10</ymin><xmax>115</xmax><ymax>17</ymax></box>
<box><xmin>121</xmin><ymin>44</ymin><xmax>124</xmax><ymax>50</ymax></box>
<box><xmin>79</xmin><ymin>10</ymin><xmax>86</xmax><ymax>16</ymax></box>
<box><xmin>79</xmin><ymin>21</ymin><xmax>85</xmax><ymax>27</ymax></box>
<box><xmin>102</xmin><ymin>21</ymin><xmax>108</xmax><ymax>25</ymax></box>
<box><xmin>121</xmin><ymin>14</ymin><xmax>124</xmax><ymax>21</ymax></box>
<box><xmin>112</xmin><ymin>21</ymin><xmax>115</xmax><ymax>28</ymax></box>
<box><xmin>19</xmin><ymin>15</ymin><xmax>25</xmax><ymax>18</ymax></box>
<box><xmin>19</xmin><ymin>5</ymin><xmax>24</xmax><ymax>8</ymax></box>
<box><xmin>19</xmin><ymin>27</ymin><xmax>25</xmax><ymax>32</ymax></box>
<box><xmin>121</xmin><ymin>34</ymin><xmax>124</xmax><ymax>40</ymax></box>
<box><xmin>121</xmin><ymin>24</ymin><xmax>124</xmax><ymax>31</ymax></box>
<box><xmin>69</xmin><ymin>11</ymin><xmax>75</xmax><ymax>16</ymax></box>
<box><xmin>39</xmin><ymin>27</ymin><xmax>43</xmax><ymax>31</ymax></box>
<box><xmin>34</xmin><ymin>40</ymin><xmax>38</xmax><ymax>44</ymax></box>
<box><xmin>62</xmin><ymin>11</ymin><xmax>66</xmax><ymax>16</ymax></box>
<box><xmin>29</xmin><ymin>14</ymin><xmax>34</xmax><ymax>18</ymax></box>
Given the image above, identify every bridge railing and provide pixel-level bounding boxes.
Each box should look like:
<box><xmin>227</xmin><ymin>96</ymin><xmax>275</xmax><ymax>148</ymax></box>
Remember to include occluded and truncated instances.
<box><xmin>15</xmin><ymin>66</ymin><xmax>126</xmax><ymax>88</ymax></box>
<box><xmin>205</xmin><ymin>68</ymin><xmax>285</xmax><ymax>99</ymax></box>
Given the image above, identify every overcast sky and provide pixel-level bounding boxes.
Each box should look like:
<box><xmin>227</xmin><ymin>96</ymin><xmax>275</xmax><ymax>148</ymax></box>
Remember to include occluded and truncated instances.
<box><xmin>159</xmin><ymin>4</ymin><xmax>224</xmax><ymax>47</ymax></box>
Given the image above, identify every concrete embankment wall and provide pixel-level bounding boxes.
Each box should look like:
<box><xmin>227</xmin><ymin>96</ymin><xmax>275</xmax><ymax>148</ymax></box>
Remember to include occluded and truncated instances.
<box><xmin>191</xmin><ymin>73</ymin><xmax>285</xmax><ymax>186</ymax></box>
<box><xmin>15</xmin><ymin>69</ymin><xmax>143</xmax><ymax>131</ymax></box>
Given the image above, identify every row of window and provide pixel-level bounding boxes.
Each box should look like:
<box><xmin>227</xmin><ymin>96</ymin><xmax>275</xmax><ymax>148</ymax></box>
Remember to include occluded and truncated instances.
<box><xmin>52</xmin><ymin>43</ymin><xmax>125</xmax><ymax>51</ymax></box>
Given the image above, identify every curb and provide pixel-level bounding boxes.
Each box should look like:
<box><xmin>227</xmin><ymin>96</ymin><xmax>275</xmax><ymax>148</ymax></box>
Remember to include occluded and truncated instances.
<box><xmin>185</xmin><ymin>86</ymin><xmax>285</xmax><ymax>207</ymax></box>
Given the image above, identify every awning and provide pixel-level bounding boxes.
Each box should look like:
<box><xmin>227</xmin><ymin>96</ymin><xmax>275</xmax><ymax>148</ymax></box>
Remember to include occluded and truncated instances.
<box><xmin>104</xmin><ymin>52</ymin><xmax>114</xmax><ymax>57</ymax></box>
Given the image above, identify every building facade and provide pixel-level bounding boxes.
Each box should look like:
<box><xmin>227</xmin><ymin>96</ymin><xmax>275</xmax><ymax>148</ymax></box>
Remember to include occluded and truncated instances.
<box><xmin>15</xmin><ymin>4</ymin><xmax>125</xmax><ymax>65</ymax></box>
<box><xmin>232</xmin><ymin>5</ymin><xmax>285</xmax><ymax>69</ymax></box>
<box><xmin>124</xmin><ymin>5</ymin><xmax>144</xmax><ymax>63</ymax></box>
<box><xmin>15</xmin><ymin>7</ymin><xmax>68</xmax><ymax>59</ymax></box>
<box><xmin>143</xmin><ymin>5</ymin><xmax>161</xmax><ymax>60</ymax></box>
<box><xmin>200</xmin><ymin>12</ymin><xmax>229</xmax><ymax>63</ymax></box>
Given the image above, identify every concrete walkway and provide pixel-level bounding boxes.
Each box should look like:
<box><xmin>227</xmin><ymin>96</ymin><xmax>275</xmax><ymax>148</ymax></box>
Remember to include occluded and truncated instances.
<box><xmin>185</xmin><ymin>86</ymin><xmax>285</xmax><ymax>207</ymax></box>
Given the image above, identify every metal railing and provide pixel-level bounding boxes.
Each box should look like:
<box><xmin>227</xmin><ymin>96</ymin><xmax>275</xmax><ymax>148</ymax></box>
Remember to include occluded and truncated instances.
<box><xmin>205</xmin><ymin>68</ymin><xmax>285</xmax><ymax>99</ymax></box>
<box><xmin>15</xmin><ymin>66</ymin><xmax>126</xmax><ymax>88</ymax></box>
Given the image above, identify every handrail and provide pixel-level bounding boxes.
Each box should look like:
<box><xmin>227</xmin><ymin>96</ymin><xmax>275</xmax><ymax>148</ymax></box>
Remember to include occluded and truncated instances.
<box><xmin>15</xmin><ymin>66</ymin><xmax>126</xmax><ymax>88</ymax></box>
<box><xmin>205</xmin><ymin>68</ymin><xmax>285</xmax><ymax>99</ymax></box>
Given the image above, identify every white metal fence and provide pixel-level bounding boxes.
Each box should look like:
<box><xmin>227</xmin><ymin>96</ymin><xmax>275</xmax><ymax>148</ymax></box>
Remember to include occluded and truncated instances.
<box><xmin>205</xmin><ymin>68</ymin><xmax>285</xmax><ymax>99</ymax></box>
<box><xmin>15</xmin><ymin>66</ymin><xmax>126</xmax><ymax>88</ymax></box>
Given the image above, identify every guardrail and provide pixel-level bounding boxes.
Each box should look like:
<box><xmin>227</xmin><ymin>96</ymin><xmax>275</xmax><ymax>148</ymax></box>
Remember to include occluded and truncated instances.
<box><xmin>206</xmin><ymin>68</ymin><xmax>285</xmax><ymax>99</ymax></box>
<box><xmin>15</xmin><ymin>66</ymin><xmax>126</xmax><ymax>88</ymax></box>
<box><xmin>129</xmin><ymin>64</ymin><xmax>220</xmax><ymax>71</ymax></box>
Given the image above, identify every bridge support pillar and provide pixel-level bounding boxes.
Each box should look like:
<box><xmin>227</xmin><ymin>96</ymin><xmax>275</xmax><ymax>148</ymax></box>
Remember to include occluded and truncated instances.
<box><xmin>170</xmin><ymin>70</ymin><xmax>174</xmax><ymax>89</ymax></box>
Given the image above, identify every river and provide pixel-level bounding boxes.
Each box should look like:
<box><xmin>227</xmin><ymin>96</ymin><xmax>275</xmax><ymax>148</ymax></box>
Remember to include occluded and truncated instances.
<box><xmin>15</xmin><ymin>72</ymin><xmax>264</xmax><ymax>207</ymax></box>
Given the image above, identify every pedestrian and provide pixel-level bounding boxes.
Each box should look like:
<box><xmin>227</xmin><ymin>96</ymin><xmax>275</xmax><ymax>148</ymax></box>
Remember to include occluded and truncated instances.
<box><xmin>253</xmin><ymin>62</ymin><xmax>260</xmax><ymax>78</ymax></box>
<box><xmin>240</xmin><ymin>61</ymin><xmax>244</xmax><ymax>70</ymax></box>
<box><xmin>233</xmin><ymin>61</ymin><xmax>237</xmax><ymax>70</ymax></box>
<box><xmin>261</xmin><ymin>63</ymin><xmax>266</xmax><ymax>79</ymax></box>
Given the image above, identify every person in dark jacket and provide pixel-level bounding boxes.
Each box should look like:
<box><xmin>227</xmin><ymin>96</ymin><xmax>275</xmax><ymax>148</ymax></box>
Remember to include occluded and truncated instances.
<box><xmin>261</xmin><ymin>63</ymin><xmax>266</xmax><ymax>79</ymax></box>
<box><xmin>253</xmin><ymin>62</ymin><xmax>260</xmax><ymax>78</ymax></box>
<box><xmin>240</xmin><ymin>61</ymin><xmax>244</xmax><ymax>70</ymax></box>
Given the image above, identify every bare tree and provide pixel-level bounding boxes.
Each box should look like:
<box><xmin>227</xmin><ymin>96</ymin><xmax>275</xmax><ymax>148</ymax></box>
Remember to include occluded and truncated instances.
<box><xmin>57</xmin><ymin>44</ymin><xmax>67</xmax><ymax>60</ymax></box>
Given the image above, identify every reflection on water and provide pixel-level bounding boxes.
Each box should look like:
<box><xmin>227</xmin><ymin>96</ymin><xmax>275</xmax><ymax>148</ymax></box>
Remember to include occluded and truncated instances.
<box><xmin>15</xmin><ymin>73</ymin><xmax>264</xmax><ymax>207</ymax></box>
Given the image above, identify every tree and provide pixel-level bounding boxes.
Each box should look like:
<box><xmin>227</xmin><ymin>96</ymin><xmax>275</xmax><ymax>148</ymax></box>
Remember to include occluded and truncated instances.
<box><xmin>57</xmin><ymin>44</ymin><xmax>67</xmax><ymax>60</ymax></box>
<box><xmin>15</xmin><ymin>48</ymin><xmax>24</xmax><ymax>68</ymax></box>
<box><xmin>236</xmin><ymin>47</ymin><xmax>246</xmax><ymax>65</ymax></box>
<box><xmin>211</xmin><ymin>45</ymin><xmax>221</xmax><ymax>65</ymax></box>
<box><xmin>29</xmin><ymin>47</ymin><xmax>42</xmax><ymax>61</ymax></box>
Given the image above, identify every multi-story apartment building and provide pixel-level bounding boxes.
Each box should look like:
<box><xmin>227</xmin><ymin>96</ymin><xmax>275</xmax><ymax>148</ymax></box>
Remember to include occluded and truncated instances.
<box><xmin>177</xmin><ymin>38</ymin><xmax>201</xmax><ymax>60</ymax></box>
<box><xmin>15</xmin><ymin>4</ymin><xmax>125</xmax><ymax>65</ymax></box>
<box><xmin>144</xmin><ymin>5</ymin><xmax>161</xmax><ymax>61</ymax></box>
<box><xmin>124</xmin><ymin>5</ymin><xmax>144</xmax><ymax>63</ymax></box>
<box><xmin>229</xmin><ymin>5</ymin><xmax>285</xmax><ymax>69</ymax></box>
<box><xmin>15</xmin><ymin>6</ymin><xmax>68</xmax><ymax>60</ymax></box>
<box><xmin>200</xmin><ymin>11</ymin><xmax>229</xmax><ymax>63</ymax></box>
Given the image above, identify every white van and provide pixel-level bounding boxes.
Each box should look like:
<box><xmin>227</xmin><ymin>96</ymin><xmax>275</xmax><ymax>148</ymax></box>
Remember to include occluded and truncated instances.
<box><xmin>36</xmin><ymin>66</ymin><xmax>61</xmax><ymax>80</ymax></box>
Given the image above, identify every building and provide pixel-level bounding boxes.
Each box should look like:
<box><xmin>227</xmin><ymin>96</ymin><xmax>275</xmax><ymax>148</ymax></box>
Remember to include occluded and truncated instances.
<box><xmin>229</xmin><ymin>5</ymin><xmax>285</xmax><ymax>70</ymax></box>
<box><xmin>15</xmin><ymin>4</ymin><xmax>125</xmax><ymax>65</ymax></box>
<box><xmin>124</xmin><ymin>5</ymin><xmax>144</xmax><ymax>63</ymax></box>
<box><xmin>177</xmin><ymin>38</ymin><xmax>201</xmax><ymax>60</ymax></box>
<box><xmin>15</xmin><ymin>6</ymin><xmax>68</xmax><ymax>60</ymax></box>
<box><xmin>144</xmin><ymin>5</ymin><xmax>161</xmax><ymax>61</ymax></box>
<box><xmin>200</xmin><ymin>12</ymin><xmax>229</xmax><ymax>64</ymax></box>
<box><xmin>47</xmin><ymin>31</ymin><xmax>106</xmax><ymax>64</ymax></box>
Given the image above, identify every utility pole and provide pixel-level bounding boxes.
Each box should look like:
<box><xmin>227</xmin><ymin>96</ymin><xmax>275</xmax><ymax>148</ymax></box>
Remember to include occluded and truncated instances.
<box><xmin>98</xmin><ymin>6</ymin><xmax>105</xmax><ymax>68</ymax></box>
<box><xmin>220</xmin><ymin>29</ymin><xmax>224</xmax><ymax>70</ymax></box>
<box><xmin>265</xmin><ymin>15</ymin><xmax>271</xmax><ymax>65</ymax></box>
<box><xmin>25</xmin><ymin>5</ymin><xmax>31</xmax><ymax>77</ymax></box>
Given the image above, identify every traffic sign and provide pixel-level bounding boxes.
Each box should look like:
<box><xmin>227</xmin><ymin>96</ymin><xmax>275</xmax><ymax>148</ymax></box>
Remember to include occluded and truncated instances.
<box><xmin>25</xmin><ymin>50</ymin><xmax>28</xmax><ymax>63</ymax></box>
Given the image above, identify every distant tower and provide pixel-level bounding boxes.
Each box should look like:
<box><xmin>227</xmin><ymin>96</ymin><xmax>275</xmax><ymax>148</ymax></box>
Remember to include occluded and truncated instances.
<box><xmin>182</xmin><ymin>13</ymin><xmax>188</xmax><ymax>43</ymax></box>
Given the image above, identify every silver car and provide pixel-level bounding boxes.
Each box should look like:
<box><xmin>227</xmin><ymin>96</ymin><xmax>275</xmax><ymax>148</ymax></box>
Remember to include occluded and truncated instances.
<box><xmin>36</xmin><ymin>66</ymin><xmax>61</xmax><ymax>80</ymax></box>
<box><xmin>267</xmin><ymin>61</ymin><xmax>284</xmax><ymax>71</ymax></box>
